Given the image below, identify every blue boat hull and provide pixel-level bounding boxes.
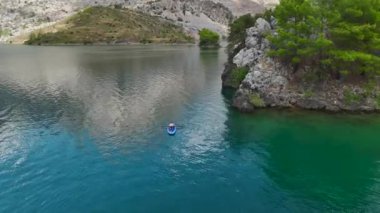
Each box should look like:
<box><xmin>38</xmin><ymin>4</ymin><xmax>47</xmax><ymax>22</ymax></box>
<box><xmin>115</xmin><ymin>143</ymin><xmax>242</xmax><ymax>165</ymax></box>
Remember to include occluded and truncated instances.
<box><xmin>167</xmin><ymin>127</ymin><xmax>176</xmax><ymax>135</ymax></box>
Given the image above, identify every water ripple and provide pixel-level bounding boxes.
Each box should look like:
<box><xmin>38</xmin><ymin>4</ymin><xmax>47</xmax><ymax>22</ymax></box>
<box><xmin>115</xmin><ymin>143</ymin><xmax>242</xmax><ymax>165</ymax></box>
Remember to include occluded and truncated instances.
<box><xmin>0</xmin><ymin>45</ymin><xmax>380</xmax><ymax>212</ymax></box>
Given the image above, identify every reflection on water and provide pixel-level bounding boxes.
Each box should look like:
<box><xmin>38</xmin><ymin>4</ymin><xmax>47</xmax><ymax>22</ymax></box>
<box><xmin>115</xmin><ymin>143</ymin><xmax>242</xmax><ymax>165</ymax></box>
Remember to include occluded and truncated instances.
<box><xmin>0</xmin><ymin>45</ymin><xmax>380</xmax><ymax>212</ymax></box>
<box><xmin>0</xmin><ymin>45</ymin><xmax>225</xmax><ymax>141</ymax></box>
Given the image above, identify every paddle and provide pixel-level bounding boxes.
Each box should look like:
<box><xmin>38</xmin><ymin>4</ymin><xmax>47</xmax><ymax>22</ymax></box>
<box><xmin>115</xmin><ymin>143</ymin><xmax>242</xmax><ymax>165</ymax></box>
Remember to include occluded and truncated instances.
<box><xmin>162</xmin><ymin>125</ymin><xmax>185</xmax><ymax>129</ymax></box>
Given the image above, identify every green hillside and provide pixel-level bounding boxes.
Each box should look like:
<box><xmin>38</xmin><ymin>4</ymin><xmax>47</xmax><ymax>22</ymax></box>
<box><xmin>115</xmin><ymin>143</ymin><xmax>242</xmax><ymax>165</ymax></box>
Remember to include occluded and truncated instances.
<box><xmin>25</xmin><ymin>6</ymin><xmax>194</xmax><ymax>45</ymax></box>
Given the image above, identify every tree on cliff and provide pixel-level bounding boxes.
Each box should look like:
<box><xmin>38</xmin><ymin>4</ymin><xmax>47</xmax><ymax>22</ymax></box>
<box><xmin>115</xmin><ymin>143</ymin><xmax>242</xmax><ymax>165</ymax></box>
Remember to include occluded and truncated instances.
<box><xmin>268</xmin><ymin>0</ymin><xmax>380</xmax><ymax>77</ymax></box>
<box><xmin>228</xmin><ymin>14</ymin><xmax>256</xmax><ymax>47</ymax></box>
<box><xmin>325</xmin><ymin>0</ymin><xmax>380</xmax><ymax>76</ymax></box>
<box><xmin>268</xmin><ymin>0</ymin><xmax>332</xmax><ymax>70</ymax></box>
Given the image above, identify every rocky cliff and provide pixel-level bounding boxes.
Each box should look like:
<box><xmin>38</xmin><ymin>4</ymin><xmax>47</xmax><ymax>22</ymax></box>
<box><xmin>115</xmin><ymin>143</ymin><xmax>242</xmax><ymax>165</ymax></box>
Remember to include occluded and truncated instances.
<box><xmin>0</xmin><ymin>0</ymin><xmax>278</xmax><ymax>43</ymax></box>
<box><xmin>223</xmin><ymin>18</ymin><xmax>380</xmax><ymax>112</ymax></box>
<box><xmin>132</xmin><ymin>0</ymin><xmax>233</xmax><ymax>39</ymax></box>
<box><xmin>215</xmin><ymin>0</ymin><xmax>278</xmax><ymax>16</ymax></box>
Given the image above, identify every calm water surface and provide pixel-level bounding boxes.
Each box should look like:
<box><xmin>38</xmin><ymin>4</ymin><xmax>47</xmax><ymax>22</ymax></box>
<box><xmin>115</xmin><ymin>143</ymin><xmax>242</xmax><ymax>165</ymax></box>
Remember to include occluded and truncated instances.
<box><xmin>0</xmin><ymin>45</ymin><xmax>380</xmax><ymax>212</ymax></box>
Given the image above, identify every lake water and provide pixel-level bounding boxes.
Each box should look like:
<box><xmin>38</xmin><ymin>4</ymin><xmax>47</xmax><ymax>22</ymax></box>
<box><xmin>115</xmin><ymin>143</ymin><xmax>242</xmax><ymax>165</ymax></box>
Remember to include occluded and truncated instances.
<box><xmin>1</xmin><ymin>45</ymin><xmax>380</xmax><ymax>212</ymax></box>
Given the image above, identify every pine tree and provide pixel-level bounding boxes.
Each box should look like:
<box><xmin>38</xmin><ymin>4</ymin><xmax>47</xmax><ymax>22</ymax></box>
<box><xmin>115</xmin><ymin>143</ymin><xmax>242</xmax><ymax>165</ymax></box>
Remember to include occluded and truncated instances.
<box><xmin>326</xmin><ymin>0</ymin><xmax>380</xmax><ymax>76</ymax></box>
<box><xmin>268</xmin><ymin>0</ymin><xmax>332</xmax><ymax>70</ymax></box>
<box><xmin>269</xmin><ymin>0</ymin><xmax>380</xmax><ymax>77</ymax></box>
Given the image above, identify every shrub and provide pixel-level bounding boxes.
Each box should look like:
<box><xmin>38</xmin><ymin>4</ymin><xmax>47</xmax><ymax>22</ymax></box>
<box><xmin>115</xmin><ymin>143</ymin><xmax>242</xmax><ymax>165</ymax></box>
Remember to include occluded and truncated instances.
<box><xmin>249</xmin><ymin>93</ymin><xmax>266</xmax><ymax>107</ymax></box>
<box><xmin>0</xmin><ymin>28</ymin><xmax>11</xmax><ymax>37</ymax></box>
<box><xmin>363</xmin><ymin>80</ymin><xmax>376</xmax><ymax>97</ymax></box>
<box><xmin>140</xmin><ymin>38</ymin><xmax>152</xmax><ymax>44</ymax></box>
<box><xmin>199</xmin><ymin>28</ymin><xmax>220</xmax><ymax>47</ymax></box>
<box><xmin>227</xmin><ymin>10</ymin><xmax>274</xmax><ymax>50</ymax></box>
<box><xmin>25</xmin><ymin>32</ymin><xmax>42</xmax><ymax>45</ymax></box>
<box><xmin>230</xmin><ymin>67</ymin><xmax>249</xmax><ymax>87</ymax></box>
<box><xmin>376</xmin><ymin>95</ymin><xmax>380</xmax><ymax>108</ymax></box>
<box><xmin>228</xmin><ymin>14</ymin><xmax>256</xmax><ymax>46</ymax></box>
<box><xmin>343</xmin><ymin>89</ymin><xmax>362</xmax><ymax>105</ymax></box>
<box><xmin>303</xmin><ymin>90</ymin><xmax>315</xmax><ymax>98</ymax></box>
<box><xmin>114</xmin><ymin>4</ymin><xmax>123</xmax><ymax>9</ymax></box>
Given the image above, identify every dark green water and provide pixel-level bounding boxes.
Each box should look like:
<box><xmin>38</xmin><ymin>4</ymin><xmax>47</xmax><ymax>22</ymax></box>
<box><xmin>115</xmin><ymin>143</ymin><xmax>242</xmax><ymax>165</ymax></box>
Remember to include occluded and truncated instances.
<box><xmin>0</xmin><ymin>45</ymin><xmax>380</xmax><ymax>212</ymax></box>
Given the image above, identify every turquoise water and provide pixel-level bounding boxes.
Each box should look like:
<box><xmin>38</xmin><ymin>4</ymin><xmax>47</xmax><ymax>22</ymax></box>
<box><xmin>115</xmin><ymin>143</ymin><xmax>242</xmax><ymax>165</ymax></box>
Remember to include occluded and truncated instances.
<box><xmin>0</xmin><ymin>45</ymin><xmax>380</xmax><ymax>212</ymax></box>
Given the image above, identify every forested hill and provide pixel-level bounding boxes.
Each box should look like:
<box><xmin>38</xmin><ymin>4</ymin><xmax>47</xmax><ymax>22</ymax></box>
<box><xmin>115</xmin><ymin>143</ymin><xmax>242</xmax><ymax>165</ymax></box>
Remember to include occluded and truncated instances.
<box><xmin>223</xmin><ymin>0</ymin><xmax>380</xmax><ymax>112</ymax></box>
<box><xmin>24</xmin><ymin>7</ymin><xmax>194</xmax><ymax>45</ymax></box>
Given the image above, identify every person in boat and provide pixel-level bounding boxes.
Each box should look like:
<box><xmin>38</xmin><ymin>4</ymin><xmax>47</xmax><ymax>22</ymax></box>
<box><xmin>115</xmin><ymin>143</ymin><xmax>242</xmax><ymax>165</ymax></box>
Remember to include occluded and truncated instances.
<box><xmin>168</xmin><ymin>123</ymin><xmax>176</xmax><ymax>131</ymax></box>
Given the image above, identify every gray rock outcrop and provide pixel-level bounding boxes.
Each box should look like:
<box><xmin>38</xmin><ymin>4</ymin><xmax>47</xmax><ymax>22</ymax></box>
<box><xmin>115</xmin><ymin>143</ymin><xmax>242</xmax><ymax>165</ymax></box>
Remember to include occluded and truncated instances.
<box><xmin>0</xmin><ymin>0</ymin><xmax>279</xmax><ymax>43</ymax></box>
<box><xmin>224</xmin><ymin>18</ymin><xmax>380</xmax><ymax>112</ymax></box>
<box><xmin>134</xmin><ymin>0</ymin><xmax>233</xmax><ymax>38</ymax></box>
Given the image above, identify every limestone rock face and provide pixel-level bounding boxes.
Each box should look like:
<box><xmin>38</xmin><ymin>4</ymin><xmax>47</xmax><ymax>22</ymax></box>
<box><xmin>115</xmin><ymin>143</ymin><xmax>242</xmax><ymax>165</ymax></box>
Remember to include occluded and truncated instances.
<box><xmin>233</xmin><ymin>48</ymin><xmax>257</xmax><ymax>67</ymax></box>
<box><xmin>0</xmin><ymin>0</ymin><xmax>279</xmax><ymax>43</ymax></box>
<box><xmin>215</xmin><ymin>0</ymin><xmax>279</xmax><ymax>16</ymax></box>
<box><xmin>233</xmin><ymin>18</ymin><xmax>271</xmax><ymax>67</ymax></box>
<box><xmin>134</xmin><ymin>0</ymin><xmax>233</xmax><ymax>38</ymax></box>
<box><xmin>225</xmin><ymin>18</ymin><xmax>380</xmax><ymax>112</ymax></box>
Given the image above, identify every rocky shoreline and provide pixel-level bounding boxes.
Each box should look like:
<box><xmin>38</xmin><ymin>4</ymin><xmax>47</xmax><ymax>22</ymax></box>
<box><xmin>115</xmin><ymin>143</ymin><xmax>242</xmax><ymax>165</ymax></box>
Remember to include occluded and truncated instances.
<box><xmin>222</xmin><ymin>18</ymin><xmax>380</xmax><ymax>113</ymax></box>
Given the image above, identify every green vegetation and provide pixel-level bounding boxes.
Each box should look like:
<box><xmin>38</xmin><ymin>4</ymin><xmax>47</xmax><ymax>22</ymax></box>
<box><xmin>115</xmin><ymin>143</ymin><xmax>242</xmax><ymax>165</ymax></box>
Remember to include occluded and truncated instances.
<box><xmin>249</xmin><ymin>93</ymin><xmax>266</xmax><ymax>107</ymax></box>
<box><xmin>198</xmin><ymin>29</ymin><xmax>220</xmax><ymax>47</ymax></box>
<box><xmin>230</xmin><ymin>67</ymin><xmax>249</xmax><ymax>87</ymax></box>
<box><xmin>343</xmin><ymin>89</ymin><xmax>363</xmax><ymax>104</ymax></box>
<box><xmin>228</xmin><ymin>14</ymin><xmax>256</xmax><ymax>48</ymax></box>
<box><xmin>303</xmin><ymin>89</ymin><xmax>315</xmax><ymax>98</ymax></box>
<box><xmin>0</xmin><ymin>28</ymin><xmax>11</xmax><ymax>37</ymax></box>
<box><xmin>25</xmin><ymin>6</ymin><xmax>194</xmax><ymax>45</ymax></box>
<box><xmin>225</xmin><ymin>10</ymin><xmax>275</xmax><ymax>91</ymax></box>
<box><xmin>228</xmin><ymin>10</ymin><xmax>273</xmax><ymax>49</ymax></box>
<box><xmin>268</xmin><ymin>0</ymin><xmax>380</xmax><ymax>77</ymax></box>
<box><xmin>363</xmin><ymin>80</ymin><xmax>377</xmax><ymax>97</ymax></box>
<box><xmin>376</xmin><ymin>95</ymin><xmax>380</xmax><ymax>108</ymax></box>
